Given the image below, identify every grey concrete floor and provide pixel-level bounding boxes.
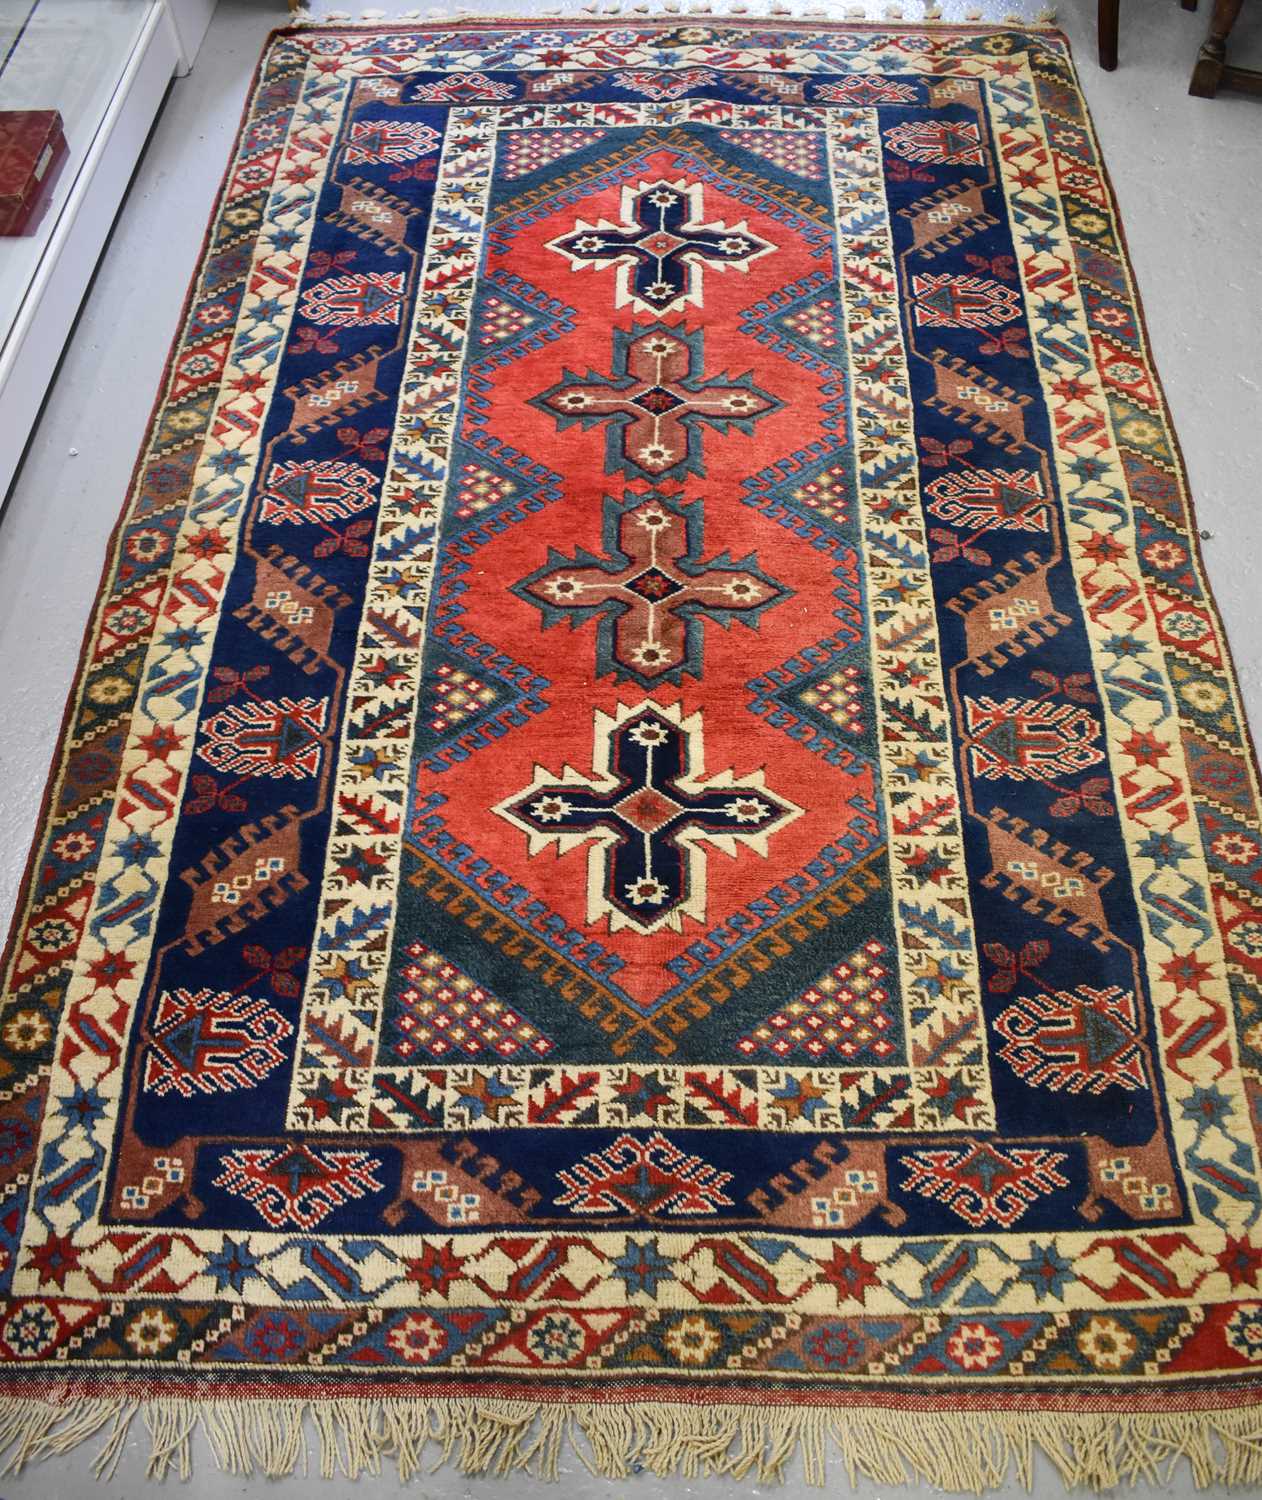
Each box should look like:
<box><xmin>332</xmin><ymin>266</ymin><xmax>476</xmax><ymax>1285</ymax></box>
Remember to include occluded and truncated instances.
<box><xmin>0</xmin><ymin>0</ymin><xmax>1260</xmax><ymax>1492</ymax></box>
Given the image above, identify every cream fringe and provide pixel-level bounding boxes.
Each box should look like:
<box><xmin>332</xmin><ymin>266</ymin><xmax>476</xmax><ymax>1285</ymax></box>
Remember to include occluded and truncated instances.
<box><xmin>3</xmin><ymin>1395</ymin><xmax>1262</xmax><ymax>1489</ymax></box>
<box><xmin>298</xmin><ymin>7</ymin><xmax>1061</xmax><ymax>28</ymax></box>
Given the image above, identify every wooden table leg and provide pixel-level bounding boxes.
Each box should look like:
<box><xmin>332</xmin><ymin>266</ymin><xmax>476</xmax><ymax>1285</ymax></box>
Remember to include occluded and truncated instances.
<box><xmin>1098</xmin><ymin>0</ymin><xmax>1120</xmax><ymax>69</ymax></box>
<box><xmin>1190</xmin><ymin>0</ymin><xmax>1244</xmax><ymax>94</ymax></box>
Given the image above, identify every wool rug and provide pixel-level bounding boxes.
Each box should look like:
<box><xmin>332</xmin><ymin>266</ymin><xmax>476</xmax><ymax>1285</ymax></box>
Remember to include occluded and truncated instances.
<box><xmin>3</xmin><ymin>16</ymin><xmax>1262</xmax><ymax>1490</ymax></box>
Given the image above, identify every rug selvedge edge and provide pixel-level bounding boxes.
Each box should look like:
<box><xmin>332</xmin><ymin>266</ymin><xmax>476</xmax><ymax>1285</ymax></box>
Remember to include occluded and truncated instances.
<box><xmin>2</xmin><ymin>22</ymin><xmax>1262</xmax><ymax>1490</ymax></box>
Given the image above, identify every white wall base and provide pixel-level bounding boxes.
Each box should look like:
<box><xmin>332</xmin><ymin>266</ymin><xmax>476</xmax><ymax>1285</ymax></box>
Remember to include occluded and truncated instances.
<box><xmin>164</xmin><ymin>0</ymin><xmax>217</xmax><ymax>75</ymax></box>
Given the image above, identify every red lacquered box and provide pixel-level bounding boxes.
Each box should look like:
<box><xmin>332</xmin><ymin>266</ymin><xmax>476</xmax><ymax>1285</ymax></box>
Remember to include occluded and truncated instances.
<box><xmin>0</xmin><ymin>110</ymin><xmax>68</xmax><ymax>237</ymax></box>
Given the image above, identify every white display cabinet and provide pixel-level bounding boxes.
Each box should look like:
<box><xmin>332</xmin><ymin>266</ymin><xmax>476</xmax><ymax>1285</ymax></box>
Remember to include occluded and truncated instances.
<box><xmin>0</xmin><ymin>0</ymin><xmax>214</xmax><ymax>502</ymax></box>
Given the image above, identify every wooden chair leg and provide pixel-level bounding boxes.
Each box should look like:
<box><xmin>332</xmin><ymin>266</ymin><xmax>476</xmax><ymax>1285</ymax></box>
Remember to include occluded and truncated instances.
<box><xmin>1098</xmin><ymin>0</ymin><xmax>1120</xmax><ymax>69</ymax></box>
<box><xmin>1190</xmin><ymin>0</ymin><xmax>1244</xmax><ymax>95</ymax></box>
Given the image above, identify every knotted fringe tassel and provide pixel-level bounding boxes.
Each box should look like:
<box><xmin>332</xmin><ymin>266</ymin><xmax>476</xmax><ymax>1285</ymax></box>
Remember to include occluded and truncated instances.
<box><xmin>292</xmin><ymin>6</ymin><xmax>1063</xmax><ymax>28</ymax></box>
<box><xmin>3</xmin><ymin>1397</ymin><xmax>1262</xmax><ymax>1489</ymax></box>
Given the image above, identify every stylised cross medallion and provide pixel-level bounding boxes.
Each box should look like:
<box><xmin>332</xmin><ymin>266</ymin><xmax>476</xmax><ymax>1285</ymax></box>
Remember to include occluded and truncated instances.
<box><xmin>513</xmin><ymin>491</ymin><xmax>789</xmax><ymax>685</ymax></box>
<box><xmin>494</xmin><ymin>701</ymin><xmax>801</xmax><ymax>935</ymax></box>
<box><xmin>532</xmin><ymin>323</ymin><xmax>781</xmax><ymax>482</ymax></box>
<box><xmin>547</xmin><ymin>177</ymin><xmax>776</xmax><ymax>315</ymax></box>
